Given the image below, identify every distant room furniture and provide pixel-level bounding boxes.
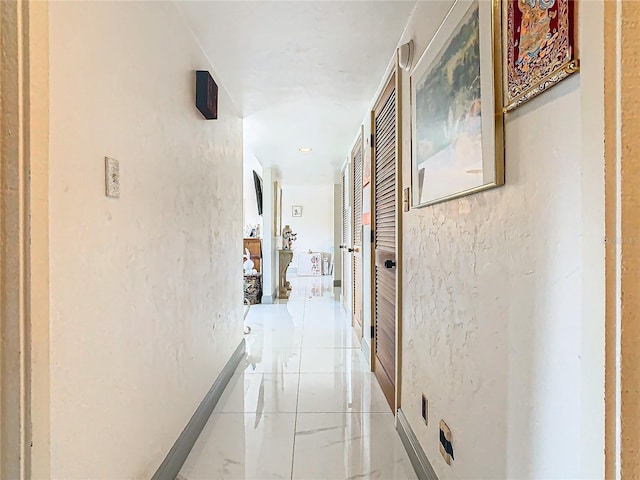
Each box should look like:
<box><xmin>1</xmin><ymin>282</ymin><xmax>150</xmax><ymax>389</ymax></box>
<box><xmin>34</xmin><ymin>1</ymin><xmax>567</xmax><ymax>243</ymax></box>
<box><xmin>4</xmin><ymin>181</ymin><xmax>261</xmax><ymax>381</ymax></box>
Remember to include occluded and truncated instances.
<box><xmin>243</xmin><ymin>238</ymin><xmax>262</xmax><ymax>304</ymax></box>
<box><xmin>298</xmin><ymin>251</ymin><xmax>331</xmax><ymax>276</ymax></box>
<box><xmin>278</xmin><ymin>249</ymin><xmax>294</xmax><ymax>299</ymax></box>
<box><xmin>321</xmin><ymin>252</ymin><xmax>332</xmax><ymax>275</ymax></box>
<box><xmin>243</xmin><ymin>238</ymin><xmax>262</xmax><ymax>272</ymax></box>
<box><xmin>243</xmin><ymin>273</ymin><xmax>262</xmax><ymax>305</ymax></box>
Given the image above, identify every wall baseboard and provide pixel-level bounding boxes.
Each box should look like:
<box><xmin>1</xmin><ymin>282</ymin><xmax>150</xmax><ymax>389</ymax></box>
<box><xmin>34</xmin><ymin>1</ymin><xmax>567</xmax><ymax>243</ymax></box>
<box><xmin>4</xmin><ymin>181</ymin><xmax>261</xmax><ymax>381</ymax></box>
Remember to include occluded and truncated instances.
<box><xmin>263</xmin><ymin>286</ymin><xmax>279</xmax><ymax>304</ymax></box>
<box><xmin>397</xmin><ymin>408</ymin><xmax>439</xmax><ymax>480</ymax></box>
<box><xmin>151</xmin><ymin>338</ymin><xmax>246</xmax><ymax>480</ymax></box>
<box><xmin>360</xmin><ymin>338</ymin><xmax>371</xmax><ymax>367</ymax></box>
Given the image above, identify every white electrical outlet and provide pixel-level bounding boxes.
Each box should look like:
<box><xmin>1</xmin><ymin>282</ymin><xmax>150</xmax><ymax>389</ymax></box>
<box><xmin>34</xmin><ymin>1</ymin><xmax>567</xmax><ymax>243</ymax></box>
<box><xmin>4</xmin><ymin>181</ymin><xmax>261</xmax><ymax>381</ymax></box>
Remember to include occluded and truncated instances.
<box><xmin>105</xmin><ymin>157</ymin><xmax>120</xmax><ymax>198</ymax></box>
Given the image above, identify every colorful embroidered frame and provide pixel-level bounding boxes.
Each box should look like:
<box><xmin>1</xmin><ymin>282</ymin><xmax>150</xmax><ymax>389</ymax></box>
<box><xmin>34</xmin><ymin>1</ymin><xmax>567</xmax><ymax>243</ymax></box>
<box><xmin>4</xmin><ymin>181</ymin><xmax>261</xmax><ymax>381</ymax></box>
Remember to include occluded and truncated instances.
<box><xmin>503</xmin><ymin>0</ymin><xmax>579</xmax><ymax>111</ymax></box>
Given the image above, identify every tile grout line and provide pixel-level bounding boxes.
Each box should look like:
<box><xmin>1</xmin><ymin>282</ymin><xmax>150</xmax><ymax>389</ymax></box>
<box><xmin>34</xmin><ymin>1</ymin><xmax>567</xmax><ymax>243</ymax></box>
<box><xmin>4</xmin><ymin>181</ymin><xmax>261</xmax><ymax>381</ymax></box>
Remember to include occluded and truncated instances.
<box><xmin>289</xmin><ymin>372</ymin><xmax>301</xmax><ymax>480</ymax></box>
<box><xmin>289</xmin><ymin>284</ymin><xmax>308</xmax><ymax>480</ymax></box>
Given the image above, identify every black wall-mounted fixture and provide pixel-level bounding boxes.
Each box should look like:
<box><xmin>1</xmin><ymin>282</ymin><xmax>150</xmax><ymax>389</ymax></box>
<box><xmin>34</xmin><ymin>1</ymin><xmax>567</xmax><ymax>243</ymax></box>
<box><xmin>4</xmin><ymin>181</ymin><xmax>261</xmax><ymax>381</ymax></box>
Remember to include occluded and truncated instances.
<box><xmin>195</xmin><ymin>70</ymin><xmax>218</xmax><ymax>120</ymax></box>
<box><xmin>253</xmin><ymin>171</ymin><xmax>263</xmax><ymax>216</ymax></box>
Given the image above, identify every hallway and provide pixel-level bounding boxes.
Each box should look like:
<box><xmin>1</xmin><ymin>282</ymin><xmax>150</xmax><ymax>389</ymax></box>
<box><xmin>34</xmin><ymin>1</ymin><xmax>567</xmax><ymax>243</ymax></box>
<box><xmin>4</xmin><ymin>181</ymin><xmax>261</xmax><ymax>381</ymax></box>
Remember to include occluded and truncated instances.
<box><xmin>179</xmin><ymin>277</ymin><xmax>416</xmax><ymax>480</ymax></box>
<box><xmin>2</xmin><ymin>1</ymin><xmax>621</xmax><ymax>478</ymax></box>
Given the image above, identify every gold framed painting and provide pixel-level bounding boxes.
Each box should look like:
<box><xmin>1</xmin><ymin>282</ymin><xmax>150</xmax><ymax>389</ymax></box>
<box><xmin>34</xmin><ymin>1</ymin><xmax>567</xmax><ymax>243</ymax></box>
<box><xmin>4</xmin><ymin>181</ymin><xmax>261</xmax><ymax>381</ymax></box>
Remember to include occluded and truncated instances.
<box><xmin>503</xmin><ymin>0</ymin><xmax>579</xmax><ymax>112</ymax></box>
<box><xmin>410</xmin><ymin>0</ymin><xmax>504</xmax><ymax>208</ymax></box>
<box><xmin>273</xmin><ymin>181</ymin><xmax>281</xmax><ymax>233</ymax></box>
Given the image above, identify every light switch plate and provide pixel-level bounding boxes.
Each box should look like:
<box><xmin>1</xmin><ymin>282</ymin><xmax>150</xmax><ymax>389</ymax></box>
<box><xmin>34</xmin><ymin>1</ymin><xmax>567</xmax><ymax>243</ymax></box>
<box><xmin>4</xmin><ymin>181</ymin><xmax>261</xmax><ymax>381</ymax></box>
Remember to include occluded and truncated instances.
<box><xmin>105</xmin><ymin>157</ymin><xmax>120</xmax><ymax>198</ymax></box>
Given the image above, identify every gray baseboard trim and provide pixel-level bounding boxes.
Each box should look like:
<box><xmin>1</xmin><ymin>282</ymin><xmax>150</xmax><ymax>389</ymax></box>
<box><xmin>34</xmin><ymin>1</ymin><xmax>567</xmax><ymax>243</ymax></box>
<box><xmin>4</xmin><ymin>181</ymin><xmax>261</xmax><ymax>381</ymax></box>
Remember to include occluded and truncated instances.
<box><xmin>151</xmin><ymin>338</ymin><xmax>246</xmax><ymax>480</ymax></box>
<box><xmin>360</xmin><ymin>338</ymin><xmax>371</xmax><ymax>367</ymax></box>
<box><xmin>397</xmin><ymin>408</ymin><xmax>439</xmax><ymax>480</ymax></box>
<box><xmin>333</xmin><ymin>279</ymin><xmax>341</xmax><ymax>287</ymax></box>
<box><xmin>262</xmin><ymin>286</ymin><xmax>279</xmax><ymax>304</ymax></box>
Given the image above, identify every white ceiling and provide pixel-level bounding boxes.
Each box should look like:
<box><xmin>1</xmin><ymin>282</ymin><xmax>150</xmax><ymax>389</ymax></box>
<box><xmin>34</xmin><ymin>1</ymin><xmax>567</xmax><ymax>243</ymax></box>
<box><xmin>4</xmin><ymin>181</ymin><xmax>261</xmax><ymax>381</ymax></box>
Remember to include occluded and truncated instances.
<box><xmin>178</xmin><ymin>1</ymin><xmax>416</xmax><ymax>184</ymax></box>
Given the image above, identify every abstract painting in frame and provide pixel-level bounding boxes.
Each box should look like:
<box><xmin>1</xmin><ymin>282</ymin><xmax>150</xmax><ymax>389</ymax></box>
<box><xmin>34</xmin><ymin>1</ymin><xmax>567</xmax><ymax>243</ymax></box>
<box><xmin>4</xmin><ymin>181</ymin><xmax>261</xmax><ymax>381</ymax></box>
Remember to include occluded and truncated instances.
<box><xmin>273</xmin><ymin>181</ymin><xmax>282</xmax><ymax>233</ymax></box>
<box><xmin>411</xmin><ymin>0</ymin><xmax>504</xmax><ymax>208</ymax></box>
<box><xmin>503</xmin><ymin>0</ymin><xmax>579</xmax><ymax>112</ymax></box>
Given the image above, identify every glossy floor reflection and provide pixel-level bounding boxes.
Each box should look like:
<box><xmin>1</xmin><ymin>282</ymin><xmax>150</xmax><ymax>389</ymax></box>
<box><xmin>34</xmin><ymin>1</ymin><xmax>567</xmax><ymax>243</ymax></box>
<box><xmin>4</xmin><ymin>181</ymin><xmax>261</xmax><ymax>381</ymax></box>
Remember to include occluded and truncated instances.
<box><xmin>180</xmin><ymin>276</ymin><xmax>417</xmax><ymax>480</ymax></box>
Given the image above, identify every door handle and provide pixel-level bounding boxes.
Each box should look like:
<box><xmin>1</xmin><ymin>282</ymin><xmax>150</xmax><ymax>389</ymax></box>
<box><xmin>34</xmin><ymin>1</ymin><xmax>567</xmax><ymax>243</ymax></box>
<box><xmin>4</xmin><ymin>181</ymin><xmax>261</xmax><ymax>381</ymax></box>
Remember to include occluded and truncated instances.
<box><xmin>347</xmin><ymin>247</ymin><xmax>355</xmax><ymax>253</ymax></box>
<box><xmin>384</xmin><ymin>259</ymin><xmax>396</xmax><ymax>269</ymax></box>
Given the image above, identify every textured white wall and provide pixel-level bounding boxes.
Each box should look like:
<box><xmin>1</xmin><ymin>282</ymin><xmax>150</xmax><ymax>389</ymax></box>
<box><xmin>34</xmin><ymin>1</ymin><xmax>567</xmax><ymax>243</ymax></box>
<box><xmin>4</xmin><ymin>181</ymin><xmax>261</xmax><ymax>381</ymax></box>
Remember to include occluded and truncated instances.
<box><xmin>577</xmin><ymin>5</ymin><xmax>606</xmax><ymax>475</ymax></box>
<box><xmin>48</xmin><ymin>2</ymin><xmax>243</xmax><ymax>478</ymax></box>
<box><xmin>282</xmin><ymin>185</ymin><xmax>335</xmax><ymax>270</ymax></box>
<box><xmin>395</xmin><ymin>2</ymin><xmax>605</xmax><ymax>479</ymax></box>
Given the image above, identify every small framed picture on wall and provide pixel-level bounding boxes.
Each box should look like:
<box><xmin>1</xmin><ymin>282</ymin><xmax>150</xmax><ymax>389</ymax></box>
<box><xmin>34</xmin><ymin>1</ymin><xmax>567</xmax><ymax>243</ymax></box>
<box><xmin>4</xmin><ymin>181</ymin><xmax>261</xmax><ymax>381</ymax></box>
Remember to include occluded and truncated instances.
<box><xmin>292</xmin><ymin>205</ymin><xmax>302</xmax><ymax>217</ymax></box>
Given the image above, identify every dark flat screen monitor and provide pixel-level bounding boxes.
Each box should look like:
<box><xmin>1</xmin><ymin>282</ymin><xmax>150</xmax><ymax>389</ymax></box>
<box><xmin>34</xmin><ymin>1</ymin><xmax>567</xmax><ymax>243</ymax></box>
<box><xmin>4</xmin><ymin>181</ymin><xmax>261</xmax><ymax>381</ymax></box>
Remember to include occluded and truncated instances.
<box><xmin>253</xmin><ymin>171</ymin><xmax>263</xmax><ymax>216</ymax></box>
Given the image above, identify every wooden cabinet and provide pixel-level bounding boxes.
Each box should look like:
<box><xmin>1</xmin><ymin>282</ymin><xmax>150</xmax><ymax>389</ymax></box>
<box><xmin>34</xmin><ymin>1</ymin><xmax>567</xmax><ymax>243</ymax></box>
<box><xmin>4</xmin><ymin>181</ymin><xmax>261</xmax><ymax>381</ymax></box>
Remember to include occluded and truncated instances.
<box><xmin>243</xmin><ymin>238</ymin><xmax>262</xmax><ymax>273</ymax></box>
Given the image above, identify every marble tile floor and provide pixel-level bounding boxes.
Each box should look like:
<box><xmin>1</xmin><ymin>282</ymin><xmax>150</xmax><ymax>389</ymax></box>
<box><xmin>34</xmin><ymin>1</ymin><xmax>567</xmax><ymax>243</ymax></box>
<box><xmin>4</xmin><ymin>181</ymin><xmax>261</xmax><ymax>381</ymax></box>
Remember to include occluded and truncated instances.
<box><xmin>179</xmin><ymin>276</ymin><xmax>417</xmax><ymax>480</ymax></box>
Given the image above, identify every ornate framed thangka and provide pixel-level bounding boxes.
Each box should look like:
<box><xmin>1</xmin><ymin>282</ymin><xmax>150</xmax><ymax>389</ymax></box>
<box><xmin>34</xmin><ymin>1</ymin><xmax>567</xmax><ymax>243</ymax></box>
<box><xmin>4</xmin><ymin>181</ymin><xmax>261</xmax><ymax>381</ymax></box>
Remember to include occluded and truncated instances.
<box><xmin>503</xmin><ymin>0</ymin><xmax>579</xmax><ymax>112</ymax></box>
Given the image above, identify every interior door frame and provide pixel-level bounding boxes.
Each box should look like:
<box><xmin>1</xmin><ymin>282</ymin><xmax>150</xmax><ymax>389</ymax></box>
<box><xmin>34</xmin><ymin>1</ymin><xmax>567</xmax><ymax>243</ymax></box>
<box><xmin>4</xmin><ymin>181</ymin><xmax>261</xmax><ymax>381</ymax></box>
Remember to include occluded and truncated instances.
<box><xmin>350</xmin><ymin>127</ymin><xmax>364</xmax><ymax>340</ymax></box>
<box><xmin>370</xmin><ymin>67</ymin><xmax>403</xmax><ymax>413</ymax></box>
<box><xmin>604</xmin><ymin>2</ymin><xmax>640</xmax><ymax>477</ymax></box>
<box><xmin>1</xmin><ymin>1</ymin><xmax>51</xmax><ymax>477</ymax></box>
<box><xmin>340</xmin><ymin>164</ymin><xmax>350</xmax><ymax>311</ymax></box>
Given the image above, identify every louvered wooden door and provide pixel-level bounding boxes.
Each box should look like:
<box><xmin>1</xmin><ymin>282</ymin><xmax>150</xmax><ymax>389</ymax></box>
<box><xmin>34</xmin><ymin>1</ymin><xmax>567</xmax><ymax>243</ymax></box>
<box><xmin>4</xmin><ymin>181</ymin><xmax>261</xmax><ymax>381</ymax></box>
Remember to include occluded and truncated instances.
<box><xmin>372</xmin><ymin>75</ymin><xmax>397</xmax><ymax>412</ymax></box>
<box><xmin>351</xmin><ymin>133</ymin><xmax>363</xmax><ymax>338</ymax></box>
